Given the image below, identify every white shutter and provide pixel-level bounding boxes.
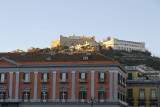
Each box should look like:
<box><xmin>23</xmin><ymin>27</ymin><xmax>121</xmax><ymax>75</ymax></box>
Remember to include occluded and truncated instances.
<box><xmin>62</xmin><ymin>73</ymin><xmax>66</xmax><ymax>81</ymax></box>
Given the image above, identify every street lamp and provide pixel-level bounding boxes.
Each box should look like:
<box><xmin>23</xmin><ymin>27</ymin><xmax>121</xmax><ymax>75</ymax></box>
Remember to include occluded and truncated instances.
<box><xmin>88</xmin><ymin>97</ymin><xmax>96</xmax><ymax>107</ymax></box>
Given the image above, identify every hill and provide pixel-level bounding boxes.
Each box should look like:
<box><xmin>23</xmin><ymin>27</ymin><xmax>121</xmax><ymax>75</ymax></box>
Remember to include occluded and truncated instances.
<box><xmin>99</xmin><ymin>47</ymin><xmax>160</xmax><ymax>70</ymax></box>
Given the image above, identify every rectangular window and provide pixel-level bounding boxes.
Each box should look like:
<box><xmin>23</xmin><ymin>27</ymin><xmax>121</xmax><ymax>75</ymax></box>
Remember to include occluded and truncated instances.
<box><xmin>100</xmin><ymin>73</ymin><xmax>104</xmax><ymax>79</ymax></box>
<box><xmin>62</xmin><ymin>73</ymin><xmax>66</xmax><ymax>81</ymax></box>
<box><xmin>127</xmin><ymin>89</ymin><xmax>133</xmax><ymax>98</ymax></box>
<box><xmin>139</xmin><ymin>89</ymin><xmax>145</xmax><ymax>99</ymax></box>
<box><xmin>81</xmin><ymin>73</ymin><xmax>86</xmax><ymax>79</ymax></box>
<box><xmin>128</xmin><ymin>73</ymin><xmax>133</xmax><ymax>80</ymax></box>
<box><xmin>0</xmin><ymin>92</ymin><xmax>5</xmax><ymax>100</ymax></box>
<box><xmin>22</xmin><ymin>92</ymin><xmax>30</xmax><ymax>100</ymax></box>
<box><xmin>43</xmin><ymin>73</ymin><xmax>47</xmax><ymax>82</ymax></box>
<box><xmin>98</xmin><ymin>72</ymin><xmax>106</xmax><ymax>83</ymax></box>
<box><xmin>0</xmin><ymin>74</ymin><xmax>6</xmax><ymax>83</ymax></box>
<box><xmin>24</xmin><ymin>73</ymin><xmax>30</xmax><ymax>82</ymax></box>
<box><xmin>79</xmin><ymin>91</ymin><xmax>87</xmax><ymax>99</ymax></box>
<box><xmin>151</xmin><ymin>89</ymin><xmax>156</xmax><ymax>98</ymax></box>
<box><xmin>41</xmin><ymin>73</ymin><xmax>49</xmax><ymax>83</ymax></box>
<box><xmin>79</xmin><ymin>73</ymin><xmax>87</xmax><ymax>83</ymax></box>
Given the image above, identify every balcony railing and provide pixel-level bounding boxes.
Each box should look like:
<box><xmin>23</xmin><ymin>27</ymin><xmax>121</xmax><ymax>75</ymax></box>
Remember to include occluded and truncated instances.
<box><xmin>0</xmin><ymin>99</ymin><xmax>5</xmax><ymax>102</ymax></box>
<box><xmin>59</xmin><ymin>79</ymin><xmax>68</xmax><ymax>83</ymax></box>
<box><xmin>149</xmin><ymin>97</ymin><xmax>158</xmax><ymax>101</ymax></box>
<box><xmin>126</xmin><ymin>97</ymin><xmax>134</xmax><ymax>101</ymax></box>
<box><xmin>78</xmin><ymin>79</ymin><xmax>87</xmax><ymax>83</ymax></box>
<box><xmin>78</xmin><ymin>99</ymin><xmax>87</xmax><ymax>102</ymax></box>
<box><xmin>40</xmin><ymin>79</ymin><xmax>49</xmax><ymax>83</ymax></box>
<box><xmin>98</xmin><ymin>79</ymin><xmax>107</xmax><ymax>83</ymax></box>
<box><xmin>0</xmin><ymin>80</ymin><xmax>7</xmax><ymax>84</ymax></box>
<box><xmin>22</xmin><ymin>79</ymin><xmax>31</xmax><ymax>84</ymax></box>
<box><xmin>138</xmin><ymin>97</ymin><xmax>146</xmax><ymax>101</ymax></box>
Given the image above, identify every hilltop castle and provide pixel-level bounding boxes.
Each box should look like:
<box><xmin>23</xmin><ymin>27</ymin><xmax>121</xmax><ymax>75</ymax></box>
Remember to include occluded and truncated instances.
<box><xmin>51</xmin><ymin>35</ymin><xmax>99</xmax><ymax>51</ymax></box>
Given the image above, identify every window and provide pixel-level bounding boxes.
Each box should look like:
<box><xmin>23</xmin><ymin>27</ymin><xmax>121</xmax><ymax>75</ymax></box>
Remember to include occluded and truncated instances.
<box><xmin>127</xmin><ymin>89</ymin><xmax>133</xmax><ymax>98</ymax></box>
<box><xmin>60</xmin><ymin>87</ymin><xmax>68</xmax><ymax>101</ymax></box>
<box><xmin>22</xmin><ymin>92</ymin><xmax>30</xmax><ymax>100</ymax></box>
<box><xmin>80</xmin><ymin>73</ymin><xmax>86</xmax><ymax>79</ymax></box>
<box><xmin>0</xmin><ymin>73</ymin><xmax>6</xmax><ymax>83</ymax></box>
<box><xmin>118</xmin><ymin>73</ymin><xmax>120</xmax><ymax>84</ymax></box>
<box><xmin>79</xmin><ymin>73</ymin><xmax>87</xmax><ymax>83</ymax></box>
<box><xmin>23</xmin><ymin>73</ymin><xmax>30</xmax><ymax>83</ymax></box>
<box><xmin>83</xmin><ymin>56</ymin><xmax>88</xmax><ymax>60</ymax></box>
<box><xmin>150</xmin><ymin>89</ymin><xmax>156</xmax><ymax>98</ymax></box>
<box><xmin>98</xmin><ymin>91</ymin><xmax>106</xmax><ymax>99</ymax></box>
<box><xmin>100</xmin><ymin>73</ymin><xmax>104</xmax><ymax>79</ymax></box>
<box><xmin>139</xmin><ymin>89</ymin><xmax>145</xmax><ymax>99</ymax></box>
<box><xmin>0</xmin><ymin>92</ymin><xmax>5</xmax><ymax>100</ymax></box>
<box><xmin>60</xmin><ymin>91</ymin><xmax>67</xmax><ymax>100</ymax></box>
<box><xmin>128</xmin><ymin>73</ymin><xmax>133</xmax><ymax>80</ymax></box>
<box><xmin>98</xmin><ymin>72</ymin><xmax>106</xmax><ymax>83</ymax></box>
<box><xmin>118</xmin><ymin>92</ymin><xmax>120</xmax><ymax>99</ymax></box>
<box><xmin>123</xmin><ymin>78</ymin><xmax>126</xmax><ymax>86</ymax></box>
<box><xmin>41</xmin><ymin>73</ymin><xmax>49</xmax><ymax>83</ymax></box>
<box><xmin>60</xmin><ymin>73</ymin><xmax>68</xmax><ymax>82</ymax></box>
<box><xmin>41</xmin><ymin>92</ymin><xmax>48</xmax><ymax>100</ymax></box>
<box><xmin>79</xmin><ymin>91</ymin><xmax>87</xmax><ymax>99</ymax></box>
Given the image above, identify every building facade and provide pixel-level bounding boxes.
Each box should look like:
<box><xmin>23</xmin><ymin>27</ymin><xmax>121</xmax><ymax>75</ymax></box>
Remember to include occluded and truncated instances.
<box><xmin>125</xmin><ymin>66</ymin><xmax>160</xmax><ymax>107</ymax></box>
<box><xmin>0</xmin><ymin>52</ymin><xmax>127</xmax><ymax>107</ymax></box>
<box><xmin>51</xmin><ymin>35</ymin><xmax>99</xmax><ymax>50</ymax></box>
<box><xmin>100</xmin><ymin>38</ymin><xmax>146</xmax><ymax>52</ymax></box>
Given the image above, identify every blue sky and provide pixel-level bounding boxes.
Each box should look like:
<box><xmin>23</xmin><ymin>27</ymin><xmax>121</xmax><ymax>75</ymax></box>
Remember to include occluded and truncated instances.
<box><xmin>0</xmin><ymin>0</ymin><xmax>160</xmax><ymax>56</ymax></box>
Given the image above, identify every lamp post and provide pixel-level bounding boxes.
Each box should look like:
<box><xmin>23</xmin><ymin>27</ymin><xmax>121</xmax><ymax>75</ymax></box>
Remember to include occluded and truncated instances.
<box><xmin>88</xmin><ymin>97</ymin><xmax>96</xmax><ymax>107</ymax></box>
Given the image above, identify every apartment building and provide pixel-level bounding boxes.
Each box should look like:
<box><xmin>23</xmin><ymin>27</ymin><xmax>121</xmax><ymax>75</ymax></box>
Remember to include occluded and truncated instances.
<box><xmin>0</xmin><ymin>52</ymin><xmax>127</xmax><ymax>107</ymax></box>
<box><xmin>125</xmin><ymin>66</ymin><xmax>159</xmax><ymax>107</ymax></box>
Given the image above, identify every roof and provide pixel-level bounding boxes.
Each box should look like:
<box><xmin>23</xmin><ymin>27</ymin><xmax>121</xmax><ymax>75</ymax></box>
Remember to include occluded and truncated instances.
<box><xmin>0</xmin><ymin>52</ymin><xmax>118</xmax><ymax>64</ymax></box>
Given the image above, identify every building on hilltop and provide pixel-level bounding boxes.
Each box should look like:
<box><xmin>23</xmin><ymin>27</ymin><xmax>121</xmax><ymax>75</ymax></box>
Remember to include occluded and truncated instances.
<box><xmin>10</xmin><ymin>49</ymin><xmax>25</xmax><ymax>53</ymax></box>
<box><xmin>0</xmin><ymin>52</ymin><xmax>127</xmax><ymax>107</ymax></box>
<box><xmin>99</xmin><ymin>38</ymin><xmax>146</xmax><ymax>52</ymax></box>
<box><xmin>51</xmin><ymin>35</ymin><xmax>99</xmax><ymax>51</ymax></box>
<box><xmin>70</xmin><ymin>41</ymin><xmax>99</xmax><ymax>51</ymax></box>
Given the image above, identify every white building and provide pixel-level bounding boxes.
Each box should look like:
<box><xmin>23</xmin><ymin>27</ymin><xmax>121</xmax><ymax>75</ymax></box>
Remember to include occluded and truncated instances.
<box><xmin>100</xmin><ymin>38</ymin><xmax>146</xmax><ymax>52</ymax></box>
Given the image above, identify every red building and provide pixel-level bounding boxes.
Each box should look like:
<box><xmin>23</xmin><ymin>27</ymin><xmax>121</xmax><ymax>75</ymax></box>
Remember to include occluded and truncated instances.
<box><xmin>0</xmin><ymin>52</ymin><xmax>127</xmax><ymax>107</ymax></box>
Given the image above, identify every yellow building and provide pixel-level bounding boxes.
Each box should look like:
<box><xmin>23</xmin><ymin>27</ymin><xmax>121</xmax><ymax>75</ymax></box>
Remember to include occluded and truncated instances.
<box><xmin>125</xmin><ymin>66</ymin><xmax>159</xmax><ymax>107</ymax></box>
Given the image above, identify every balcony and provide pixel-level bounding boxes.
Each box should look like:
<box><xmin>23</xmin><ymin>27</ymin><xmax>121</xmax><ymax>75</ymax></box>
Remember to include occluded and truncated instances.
<box><xmin>0</xmin><ymin>99</ymin><xmax>5</xmax><ymax>102</ymax></box>
<box><xmin>22</xmin><ymin>79</ymin><xmax>31</xmax><ymax>84</ymax></box>
<box><xmin>78</xmin><ymin>79</ymin><xmax>87</xmax><ymax>83</ymax></box>
<box><xmin>98</xmin><ymin>79</ymin><xmax>107</xmax><ymax>83</ymax></box>
<box><xmin>149</xmin><ymin>97</ymin><xmax>158</xmax><ymax>101</ymax></box>
<box><xmin>126</xmin><ymin>97</ymin><xmax>134</xmax><ymax>101</ymax></box>
<box><xmin>0</xmin><ymin>80</ymin><xmax>6</xmax><ymax>84</ymax></box>
<box><xmin>78</xmin><ymin>99</ymin><xmax>87</xmax><ymax>102</ymax></box>
<box><xmin>59</xmin><ymin>79</ymin><xmax>68</xmax><ymax>83</ymax></box>
<box><xmin>40</xmin><ymin>79</ymin><xmax>49</xmax><ymax>83</ymax></box>
<box><xmin>138</xmin><ymin>97</ymin><xmax>146</xmax><ymax>101</ymax></box>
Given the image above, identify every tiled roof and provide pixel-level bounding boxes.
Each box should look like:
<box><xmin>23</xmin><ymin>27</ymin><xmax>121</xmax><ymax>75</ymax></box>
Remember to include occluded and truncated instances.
<box><xmin>0</xmin><ymin>52</ymin><xmax>117</xmax><ymax>62</ymax></box>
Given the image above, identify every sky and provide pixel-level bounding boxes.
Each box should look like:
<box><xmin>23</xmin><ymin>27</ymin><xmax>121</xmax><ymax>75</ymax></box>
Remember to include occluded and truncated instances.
<box><xmin>0</xmin><ymin>0</ymin><xmax>160</xmax><ymax>56</ymax></box>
